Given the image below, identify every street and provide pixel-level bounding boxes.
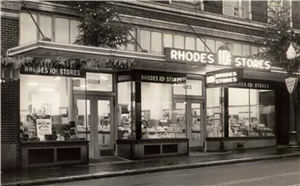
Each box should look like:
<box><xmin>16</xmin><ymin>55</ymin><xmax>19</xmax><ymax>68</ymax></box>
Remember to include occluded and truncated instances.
<box><xmin>46</xmin><ymin>157</ymin><xmax>300</xmax><ymax>186</ymax></box>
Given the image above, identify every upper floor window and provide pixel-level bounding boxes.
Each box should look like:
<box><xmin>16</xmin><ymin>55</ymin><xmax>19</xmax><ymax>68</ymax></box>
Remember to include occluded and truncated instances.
<box><xmin>223</xmin><ymin>0</ymin><xmax>250</xmax><ymax>19</ymax></box>
<box><xmin>20</xmin><ymin>12</ymin><xmax>79</xmax><ymax>45</ymax></box>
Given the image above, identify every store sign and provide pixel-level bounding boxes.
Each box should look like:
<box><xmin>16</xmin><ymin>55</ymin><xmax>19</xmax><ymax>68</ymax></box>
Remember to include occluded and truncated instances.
<box><xmin>285</xmin><ymin>77</ymin><xmax>298</xmax><ymax>94</ymax></box>
<box><xmin>117</xmin><ymin>74</ymin><xmax>131</xmax><ymax>83</ymax></box>
<box><xmin>117</xmin><ymin>70</ymin><xmax>186</xmax><ymax>84</ymax></box>
<box><xmin>229</xmin><ymin>80</ymin><xmax>273</xmax><ymax>90</ymax></box>
<box><xmin>165</xmin><ymin>48</ymin><xmax>271</xmax><ymax>71</ymax></box>
<box><xmin>36</xmin><ymin>119</ymin><xmax>52</xmax><ymax>141</ymax></box>
<box><xmin>20</xmin><ymin>65</ymin><xmax>86</xmax><ymax>78</ymax></box>
<box><xmin>206</xmin><ymin>68</ymin><xmax>243</xmax><ymax>87</ymax></box>
<box><xmin>86</xmin><ymin>73</ymin><xmax>112</xmax><ymax>91</ymax></box>
<box><xmin>140</xmin><ymin>71</ymin><xmax>186</xmax><ymax>84</ymax></box>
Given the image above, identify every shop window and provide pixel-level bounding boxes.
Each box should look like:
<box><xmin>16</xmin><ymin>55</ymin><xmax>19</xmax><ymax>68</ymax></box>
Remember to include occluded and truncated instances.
<box><xmin>73</xmin><ymin>73</ymin><xmax>113</xmax><ymax>92</ymax></box>
<box><xmin>185</xmin><ymin>37</ymin><xmax>195</xmax><ymax>50</ymax></box>
<box><xmin>20</xmin><ymin>75</ymin><xmax>85</xmax><ymax>142</ymax></box>
<box><xmin>223</xmin><ymin>0</ymin><xmax>250</xmax><ymax>19</ymax></box>
<box><xmin>174</xmin><ymin>35</ymin><xmax>185</xmax><ymax>49</ymax></box>
<box><xmin>117</xmin><ymin>82</ymin><xmax>132</xmax><ymax>139</ymax></box>
<box><xmin>206</xmin><ymin>88</ymin><xmax>222</xmax><ymax>137</ymax></box>
<box><xmin>173</xmin><ymin>79</ymin><xmax>203</xmax><ymax>96</ymax></box>
<box><xmin>228</xmin><ymin>88</ymin><xmax>275</xmax><ymax>137</ymax></box>
<box><xmin>20</xmin><ymin>13</ymin><xmax>38</xmax><ymax>45</ymax></box>
<box><xmin>141</xmin><ymin>82</ymin><xmax>186</xmax><ymax>139</ymax></box>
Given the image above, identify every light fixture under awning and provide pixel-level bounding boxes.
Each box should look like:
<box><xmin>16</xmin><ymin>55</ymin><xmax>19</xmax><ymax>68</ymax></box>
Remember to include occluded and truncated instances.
<box><xmin>7</xmin><ymin>40</ymin><xmax>165</xmax><ymax>61</ymax></box>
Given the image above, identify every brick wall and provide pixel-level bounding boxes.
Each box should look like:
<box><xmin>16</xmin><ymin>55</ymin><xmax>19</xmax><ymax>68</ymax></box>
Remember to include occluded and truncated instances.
<box><xmin>1</xmin><ymin>80</ymin><xmax>20</xmax><ymax>171</ymax></box>
<box><xmin>1</xmin><ymin>17</ymin><xmax>19</xmax><ymax>55</ymax></box>
<box><xmin>251</xmin><ymin>1</ymin><xmax>268</xmax><ymax>23</ymax></box>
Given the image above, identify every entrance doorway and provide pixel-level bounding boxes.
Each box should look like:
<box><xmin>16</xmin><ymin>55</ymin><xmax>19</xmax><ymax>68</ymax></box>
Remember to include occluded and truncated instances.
<box><xmin>174</xmin><ymin>99</ymin><xmax>204</xmax><ymax>150</ymax></box>
<box><xmin>74</xmin><ymin>95</ymin><xmax>114</xmax><ymax>158</ymax></box>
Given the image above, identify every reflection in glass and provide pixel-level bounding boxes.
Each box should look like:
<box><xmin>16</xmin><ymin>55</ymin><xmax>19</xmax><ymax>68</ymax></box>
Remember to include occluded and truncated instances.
<box><xmin>98</xmin><ymin>100</ymin><xmax>110</xmax><ymax>145</ymax></box>
<box><xmin>141</xmin><ymin>83</ymin><xmax>186</xmax><ymax>139</ymax></box>
<box><xmin>206</xmin><ymin>88</ymin><xmax>222</xmax><ymax>137</ymax></box>
<box><xmin>117</xmin><ymin>82</ymin><xmax>132</xmax><ymax>139</ymax></box>
<box><xmin>191</xmin><ymin>103</ymin><xmax>201</xmax><ymax>141</ymax></box>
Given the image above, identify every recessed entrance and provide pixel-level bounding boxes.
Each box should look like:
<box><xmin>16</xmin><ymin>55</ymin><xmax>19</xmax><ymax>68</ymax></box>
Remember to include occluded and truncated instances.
<box><xmin>74</xmin><ymin>95</ymin><xmax>114</xmax><ymax>158</ymax></box>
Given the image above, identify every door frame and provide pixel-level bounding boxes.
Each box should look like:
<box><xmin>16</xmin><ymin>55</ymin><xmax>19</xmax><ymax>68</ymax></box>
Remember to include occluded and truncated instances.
<box><xmin>74</xmin><ymin>94</ymin><xmax>115</xmax><ymax>158</ymax></box>
<box><xmin>174</xmin><ymin>97</ymin><xmax>205</xmax><ymax>148</ymax></box>
<box><xmin>188</xmin><ymin>99</ymin><xmax>204</xmax><ymax>148</ymax></box>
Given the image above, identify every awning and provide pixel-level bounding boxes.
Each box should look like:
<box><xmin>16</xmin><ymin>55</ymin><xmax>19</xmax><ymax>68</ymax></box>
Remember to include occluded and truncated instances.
<box><xmin>6</xmin><ymin>40</ymin><xmax>165</xmax><ymax>61</ymax></box>
<box><xmin>6</xmin><ymin>40</ymin><xmax>212</xmax><ymax>74</ymax></box>
<box><xmin>6</xmin><ymin>40</ymin><xmax>288</xmax><ymax>81</ymax></box>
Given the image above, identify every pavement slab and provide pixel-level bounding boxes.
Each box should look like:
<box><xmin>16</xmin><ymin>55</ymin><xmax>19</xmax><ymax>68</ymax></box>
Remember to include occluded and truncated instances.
<box><xmin>1</xmin><ymin>147</ymin><xmax>300</xmax><ymax>186</ymax></box>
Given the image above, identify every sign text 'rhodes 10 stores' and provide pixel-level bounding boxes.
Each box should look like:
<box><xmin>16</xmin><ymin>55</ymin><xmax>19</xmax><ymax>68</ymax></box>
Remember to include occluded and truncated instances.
<box><xmin>165</xmin><ymin>47</ymin><xmax>271</xmax><ymax>71</ymax></box>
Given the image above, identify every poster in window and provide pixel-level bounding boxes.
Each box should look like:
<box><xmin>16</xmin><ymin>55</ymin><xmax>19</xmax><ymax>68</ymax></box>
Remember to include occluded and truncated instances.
<box><xmin>36</xmin><ymin>119</ymin><xmax>52</xmax><ymax>141</ymax></box>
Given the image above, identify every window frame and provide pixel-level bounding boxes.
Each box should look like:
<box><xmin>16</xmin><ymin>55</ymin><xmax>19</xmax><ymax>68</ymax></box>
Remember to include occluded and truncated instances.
<box><xmin>19</xmin><ymin>11</ymin><xmax>79</xmax><ymax>45</ymax></box>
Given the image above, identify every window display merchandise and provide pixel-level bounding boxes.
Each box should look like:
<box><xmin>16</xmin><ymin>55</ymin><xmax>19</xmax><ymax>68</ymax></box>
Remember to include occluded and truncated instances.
<box><xmin>20</xmin><ymin>75</ymin><xmax>84</xmax><ymax>142</ymax></box>
<box><xmin>206</xmin><ymin>87</ymin><xmax>275</xmax><ymax>138</ymax></box>
<box><xmin>117</xmin><ymin>76</ymin><xmax>187</xmax><ymax>139</ymax></box>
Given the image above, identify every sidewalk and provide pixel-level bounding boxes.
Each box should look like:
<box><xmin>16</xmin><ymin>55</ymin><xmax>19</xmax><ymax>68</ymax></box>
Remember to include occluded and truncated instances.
<box><xmin>1</xmin><ymin>146</ymin><xmax>300</xmax><ymax>186</ymax></box>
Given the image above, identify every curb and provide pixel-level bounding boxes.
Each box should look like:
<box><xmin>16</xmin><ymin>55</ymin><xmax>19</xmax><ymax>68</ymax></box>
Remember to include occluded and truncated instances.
<box><xmin>2</xmin><ymin>153</ymin><xmax>300</xmax><ymax>186</ymax></box>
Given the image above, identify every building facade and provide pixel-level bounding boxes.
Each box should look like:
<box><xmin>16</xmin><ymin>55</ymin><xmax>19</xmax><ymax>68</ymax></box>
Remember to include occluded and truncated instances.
<box><xmin>1</xmin><ymin>0</ymin><xmax>300</xmax><ymax>171</ymax></box>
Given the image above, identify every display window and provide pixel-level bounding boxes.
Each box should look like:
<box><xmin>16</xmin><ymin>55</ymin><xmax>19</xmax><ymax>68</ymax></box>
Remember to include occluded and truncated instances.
<box><xmin>141</xmin><ymin>82</ymin><xmax>187</xmax><ymax>139</ymax></box>
<box><xmin>117</xmin><ymin>71</ymin><xmax>188</xmax><ymax>140</ymax></box>
<box><xmin>206</xmin><ymin>87</ymin><xmax>275</xmax><ymax>138</ymax></box>
<box><xmin>117</xmin><ymin>81</ymin><xmax>133</xmax><ymax>139</ymax></box>
<box><xmin>228</xmin><ymin>88</ymin><xmax>275</xmax><ymax>137</ymax></box>
<box><xmin>206</xmin><ymin>87</ymin><xmax>222</xmax><ymax>137</ymax></box>
<box><xmin>20</xmin><ymin>75</ymin><xmax>86</xmax><ymax>142</ymax></box>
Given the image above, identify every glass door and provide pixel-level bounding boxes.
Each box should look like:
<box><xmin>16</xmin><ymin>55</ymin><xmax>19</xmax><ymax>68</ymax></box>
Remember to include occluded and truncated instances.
<box><xmin>96</xmin><ymin>98</ymin><xmax>114</xmax><ymax>156</ymax></box>
<box><xmin>74</xmin><ymin>95</ymin><xmax>114</xmax><ymax>158</ymax></box>
<box><xmin>189</xmin><ymin>100</ymin><xmax>203</xmax><ymax>148</ymax></box>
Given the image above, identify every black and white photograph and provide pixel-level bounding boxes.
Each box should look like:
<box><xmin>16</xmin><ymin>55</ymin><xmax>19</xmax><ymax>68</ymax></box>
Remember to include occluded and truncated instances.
<box><xmin>0</xmin><ymin>0</ymin><xmax>300</xmax><ymax>185</ymax></box>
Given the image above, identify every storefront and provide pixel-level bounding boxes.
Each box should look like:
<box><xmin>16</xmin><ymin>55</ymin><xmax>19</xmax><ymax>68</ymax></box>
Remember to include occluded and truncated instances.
<box><xmin>7</xmin><ymin>41</ymin><xmax>290</xmax><ymax>163</ymax></box>
<box><xmin>116</xmin><ymin>70</ymin><xmax>205</xmax><ymax>159</ymax></box>
<box><xmin>205</xmin><ymin>70</ymin><xmax>278</xmax><ymax>151</ymax></box>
